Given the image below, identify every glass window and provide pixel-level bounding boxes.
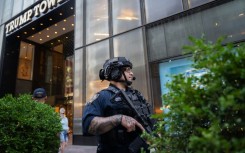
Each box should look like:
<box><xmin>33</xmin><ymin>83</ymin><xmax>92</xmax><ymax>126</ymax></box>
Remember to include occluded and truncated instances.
<box><xmin>164</xmin><ymin>12</ymin><xmax>204</xmax><ymax>57</ymax></box>
<box><xmin>150</xmin><ymin>58</ymin><xmax>193</xmax><ymax>114</ymax></box>
<box><xmin>202</xmin><ymin>0</ymin><xmax>245</xmax><ymax>43</ymax></box>
<box><xmin>75</xmin><ymin>0</ymin><xmax>83</xmax><ymax>48</ymax></box>
<box><xmin>146</xmin><ymin>12</ymin><xmax>204</xmax><ymax>61</ymax></box>
<box><xmin>74</xmin><ymin>48</ymin><xmax>84</xmax><ymax>134</ymax></box>
<box><xmin>188</xmin><ymin>0</ymin><xmax>214</xmax><ymax>8</ymax></box>
<box><xmin>145</xmin><ymin>0</ymin><xmax>183</xmax><ymax>23</ymax></box>
<box><xmin>17</xmin><ymin>41</ymin><xmax>34</xmax><ymax>80</ymax></box>
<box><xmin>12</xmin><ymin>0</ymin><xmax>23</xmax><ymax>17</ymax></box>
<box><xmin>146</xmin><ymin>25</ymin><xmax>167</xmax><ymax>62</ymax></box>
<box><xmin>86</xmin><ymin>40</ymin><xmax>110</xmax><ymax>102</ymax></box>
<box><xmin>113</xmin><ymin>29</ymin><xmax>148</xmax><ymax>99</ymax></box>
<box><xmin>86</xmin><ymin>0</ymin><xmax>109</xmax><ymax>44</ymax></box>
<box><xmin>112</xmin><ymin>0</ymin><xmax>141</xmax><ymax>34</ymax></box>
<box><xmin>2</xmin><ymin>0</ymin><xmax>13</xmax><ymax>23</ymax></box>
<box><xmin>159</xmin><ymin>58</ymin><xmax>193</xmax><ymax>95</ymax></box>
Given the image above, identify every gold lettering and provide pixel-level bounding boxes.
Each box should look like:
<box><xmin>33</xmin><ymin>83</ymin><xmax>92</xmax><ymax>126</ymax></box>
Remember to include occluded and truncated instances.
<box><xmin>19</xmin><ymin>13</ymin><xmax>27</xmax><ymax>26</ymax></box>
<box><xmin>14</xmin><ymin>17</ymin><xmax>19</xmax><ymax>29</ymax></box>
<box><xmin>47</xmin><ymin>0</ymin><xmax>57</xmax><ymax>9</ymax></box>
<box><xmin>5</xmin><ymin>23</ymin><xmax>11</xmax><ymax>34</ymax></box>
<box><xmin>33</xmin><ymin>4</ymin><xmax>40</xmax><ymax>17</ymax></box>
<box><xmin>40</xmin><ymin>1</ymin><xmax>48</xmax><ymax>13</ymax></box>
<box><xmin>9</xmin><ymin>21</ymin><xmax>15</xmax><ymax>33</ymax></box>
<box><xmin>26</xmin><ymin>9</ymin><xmax>33</xmax><ymax>21</ymax></box>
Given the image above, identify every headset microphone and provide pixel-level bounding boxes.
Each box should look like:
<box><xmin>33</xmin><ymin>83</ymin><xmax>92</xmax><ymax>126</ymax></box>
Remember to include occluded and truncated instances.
<box><xmin>132</xmin><ymin>77</ymin><xmax>136</xmax><ymax>80</ymax></box>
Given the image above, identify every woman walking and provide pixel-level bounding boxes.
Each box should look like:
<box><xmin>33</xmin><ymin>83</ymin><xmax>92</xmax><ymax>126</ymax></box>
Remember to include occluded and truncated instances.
<box><xmin>59</xmin><ymin>108</ymin><xmax>69</xmax><ymax>153</ymax></box>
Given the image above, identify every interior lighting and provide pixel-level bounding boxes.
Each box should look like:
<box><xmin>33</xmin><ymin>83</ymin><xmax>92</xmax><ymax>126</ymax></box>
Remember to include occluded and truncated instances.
<box><xmin>47</xmin><ymin>35</ymin><xmax>50</xmax><ymax>37</ymax></box>
<box><xmin>94</xmin><ymin>33</ymin><xmax>109</xmax><ymax>36</ymax></box>
<box><xmin>70</xmin><ymin>7</ymin><xmax>73</xmax><ymax>10</ymax></box>
<box><xmin>117</xmin><ymin>16</ymin><xmax>138</xmax><ymax>20</ymax></box>
<box><xmin>64</xmin><ymin>19</ymin><xmax>67</xmax><ymax>22</ymax></box>
<box><xmin>55</xmin><ymin>31</ymin><xmax>58</xmax><ymax>34</ymax></box>
<box><xmin>71</xmin><ymin>24</ymin><xmax>74</xmax><ymax>26</ymax></box>
<box><xmin>215</xmin><ymin>22</ymin><xmax>219</xmax><ymax>26</ymax></box>
<box><xmin>39</xmin><ymin>32</ymin><xmax>42</xmax><ymax>34</ymax></box>
<box><xmin>40</xmin><ymin>23</ymin><xmax>43</xmax><ymax>26</ymax></box>
<box><xmin>17</xmin><ymin>36</ymin><xmax>20</xmax><ymax>38</ymax></box>
<box><xmin>49</xmin><ymin>18</ymin><xmax>53</xmax><ymax>21</ymax></box>
<box><xmin>40</xmin><ymin>38</ymin><xmax>43</xmax><ymax>41</ymax></box>
<box><xmin>60</xmin><ymin>13</ymin><xmax>63</xmax><ymax>15</ymax></box>
<box><xmin>63</xmin><ymin>28</ymin><xmax>66</xmax><ymax>30</ymax></box>
<box><xmin>32</xmin><ymin>36</ymin><xmax>34</xmax><ymax>38</ymax></box>
<box><xmin>239</xmin><ymin>13</ymin><xmax>244</xmax><ymax>17</ymax></box>
<box><xmin>24</xmin><ymin>32</ymin><xmax>27</xmax><ymax>34</ymax></box>
<box><xmin>55</xmin><ymin>24</ymin><xmax>58</xmax><ymax>26</ymax></box>
<box><xmin>47</xmin><ymin>28</ymin><xmax>49</xmax><ymax>30</ymax></box>
<box><xmin>32</xmin><ymin>28</ymin><xmax>35</xmax><ymax>30</ymax></box>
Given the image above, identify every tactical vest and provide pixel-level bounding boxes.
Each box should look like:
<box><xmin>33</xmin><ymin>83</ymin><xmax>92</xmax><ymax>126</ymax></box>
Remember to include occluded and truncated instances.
<box><xmin>98</xmin><ymin>86</ymin><xmax>153</xmax><ymax>148</ymax></box>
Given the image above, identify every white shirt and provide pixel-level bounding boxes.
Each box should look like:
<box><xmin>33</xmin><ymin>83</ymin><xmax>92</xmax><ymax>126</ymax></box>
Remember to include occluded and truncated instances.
<box><xmin>61</xmin><ymin>116</ymin><xmax>69</xmax><ymax>131</ymax></box>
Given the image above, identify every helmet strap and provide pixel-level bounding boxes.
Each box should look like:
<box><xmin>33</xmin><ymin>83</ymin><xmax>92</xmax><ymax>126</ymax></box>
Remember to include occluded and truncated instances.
<box><xmin>121</xmin><ymin>71</ymin><xmax>132</xmax><ymax>86</ymax></box>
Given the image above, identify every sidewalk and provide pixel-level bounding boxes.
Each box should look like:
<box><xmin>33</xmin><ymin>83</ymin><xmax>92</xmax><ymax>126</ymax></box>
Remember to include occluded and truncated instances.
<box><xmin>63</xmin><ymin>135</ymin><xmax>97</xmax><ymax>153</ymax></box>
<box><xmin>64</xmin><ymin>145</ymin><xmax>97</xmax><ymax>153</ymax></box>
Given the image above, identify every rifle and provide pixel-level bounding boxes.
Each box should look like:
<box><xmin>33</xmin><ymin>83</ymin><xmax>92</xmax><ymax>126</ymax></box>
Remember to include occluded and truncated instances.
<box><xmin>113</xmin><ymin>89</ymin><xmax>154</xmax><ymax>153</ymax></box>
<box><xmin>119</xmin><ymin>90</ymin><xmax>153</xmax><ymax>133</ymax></box>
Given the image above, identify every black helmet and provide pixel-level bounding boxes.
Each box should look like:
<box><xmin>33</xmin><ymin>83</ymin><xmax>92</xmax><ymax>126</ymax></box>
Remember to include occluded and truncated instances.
<box><xmin>99</xmin><ymin>57</ymin><xmax>132</xmax><ymax>81</ymax></box>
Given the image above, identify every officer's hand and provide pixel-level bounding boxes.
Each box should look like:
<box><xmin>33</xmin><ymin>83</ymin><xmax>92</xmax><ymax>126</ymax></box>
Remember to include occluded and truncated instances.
<box><xmin>121</xmin><ymin>115</ymin><xmax>145</xmax><ymax>132</ymax></box>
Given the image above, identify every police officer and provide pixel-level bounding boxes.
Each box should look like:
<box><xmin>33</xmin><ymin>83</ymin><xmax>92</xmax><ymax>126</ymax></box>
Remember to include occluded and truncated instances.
<box><xmin>82</xmin><ymin>57</ymin><xmax>153</xmax><ymax>153</ymax></box>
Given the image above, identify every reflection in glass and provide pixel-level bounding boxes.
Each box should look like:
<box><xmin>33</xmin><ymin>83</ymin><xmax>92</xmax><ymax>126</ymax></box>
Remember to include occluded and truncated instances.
<box><xmin>112</xmin><ymin>0</ymin><xmax>141</xmax><ymax>34</ymax></box>
<box><xmin>0</xmin><ymin>26</ymin><xmax>3</xmax><ymax>54</ymax></box>
<box><xmin>164</xmin><ymin>12</ymin><xmax>204</xmax><ymax>57</ymax></box>
<box><xmin>159</xmin><ymin>58</ymin><xmax>193</xmax><ymax>95</ymax></box>
<box><xmin>17</xmin><ymin>41</ymin><xmax>34</xmax><ymax>80</ymax></box>
<box><xmin>74</xmin><ymin>49</ymin><xmax>84</xmax><ymax>134</ymax></box>
<box><xmin>86</xmin><ymin>40</ymin><xmax>110</xmax><ymax>102</ymax></box>
<box><xmin>86</xmin><ymin>0</ymin><xmax>109</xmax><ymax>44</ymax></box>
<box><xmin>145</xmin><ymin>0</ymin><xmax>183</xmax><ymax>23</ymax></box>
<box><xmin>113</xmin><ymin>29</ymin><xmax>148</xmax><ymax>100</ymax></box>
<box><xmin>146</xmin><ymin>25</ymin><xmax>167</xmax><ymax>62</ymax></box>
<box><xmin>75</xmin><ymin>0</ymin><xmax>83</xmax><ymax>48</ymax></box>
<box><xmin>202</xmin><ymin>0</ymin><xmax>245</xmax><ymax>43</ymax></box>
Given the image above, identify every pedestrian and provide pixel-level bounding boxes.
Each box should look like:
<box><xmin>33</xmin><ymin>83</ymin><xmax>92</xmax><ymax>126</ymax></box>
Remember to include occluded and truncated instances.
<box><xmin>32</xmin><ymin>88</ymin><xmax>47</xmax><ymax>103</ymax></box>
<box><xmin>82</xmin><ymin>57</ymin><xmax>154</xmax><ymax>153</ymax></box>
<box><xmin>59</xmin><ymin>107</ymin><xmax>69</xmax><ymax>153</ymax></box>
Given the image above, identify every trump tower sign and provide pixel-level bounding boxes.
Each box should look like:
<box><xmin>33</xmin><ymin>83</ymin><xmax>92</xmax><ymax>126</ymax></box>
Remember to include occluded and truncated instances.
<box><xmin>5</xmin><ymin>0</ymin><xmax>69</xmax><ymax>36</ymax></box>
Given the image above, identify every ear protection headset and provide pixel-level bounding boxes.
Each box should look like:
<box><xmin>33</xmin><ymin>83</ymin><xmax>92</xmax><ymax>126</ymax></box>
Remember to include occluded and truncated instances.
<box><xmin>99</xmin><ymin>57</ymin><xmax>132</xmax><ymax>81</ymax></box>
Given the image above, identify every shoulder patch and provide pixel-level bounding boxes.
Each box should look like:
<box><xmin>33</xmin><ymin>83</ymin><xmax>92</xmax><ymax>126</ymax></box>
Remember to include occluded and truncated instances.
<box><xmin>86</xmin><ymin>93</ymin><xmax>100</xmax><ymax>105</ymax></box>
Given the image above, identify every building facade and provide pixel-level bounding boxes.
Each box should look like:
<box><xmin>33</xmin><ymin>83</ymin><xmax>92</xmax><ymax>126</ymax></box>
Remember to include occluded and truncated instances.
<box><xmin>0</xmin><ymin>0</ymin><xmax>244</xmax><ymax>145</ymax></box>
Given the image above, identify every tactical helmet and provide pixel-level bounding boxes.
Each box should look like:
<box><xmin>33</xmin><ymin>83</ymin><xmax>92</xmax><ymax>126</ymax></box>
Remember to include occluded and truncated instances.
<box><xmin>99</xmin><ymin>57</ymin><xmax>132</xmax><ymax>81</ymax></box>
